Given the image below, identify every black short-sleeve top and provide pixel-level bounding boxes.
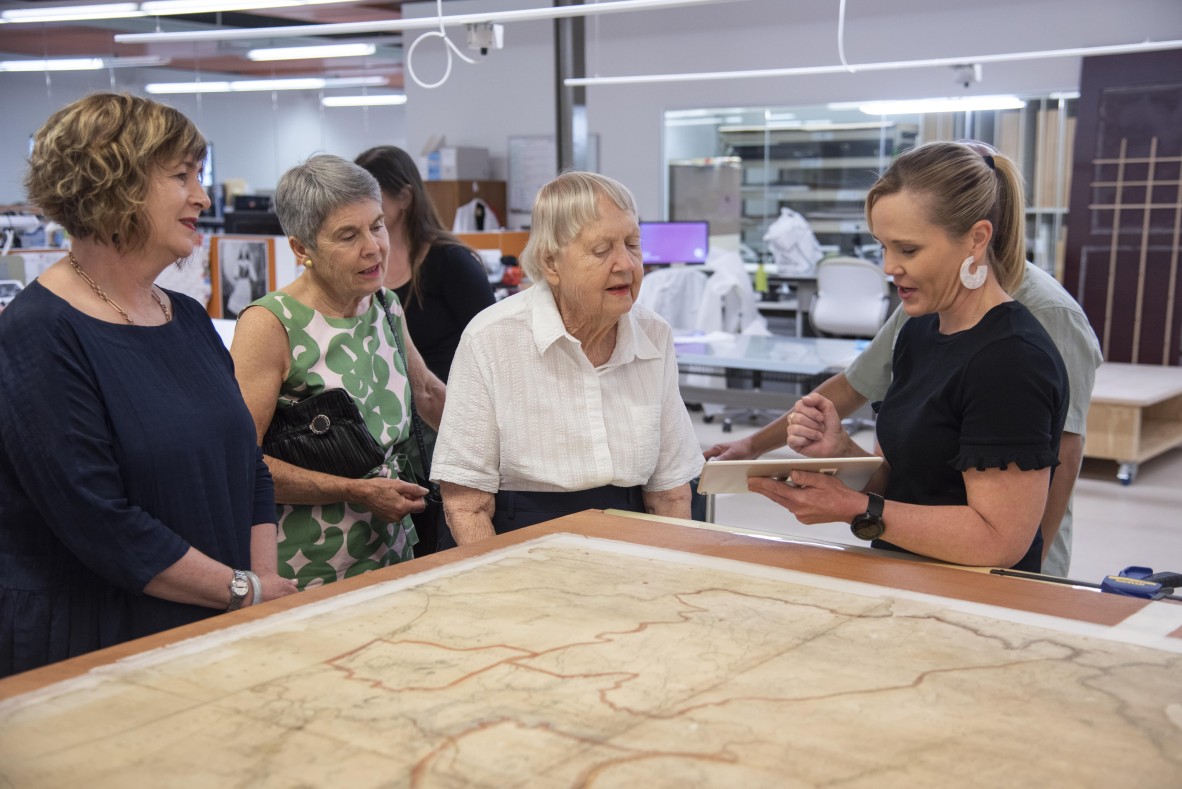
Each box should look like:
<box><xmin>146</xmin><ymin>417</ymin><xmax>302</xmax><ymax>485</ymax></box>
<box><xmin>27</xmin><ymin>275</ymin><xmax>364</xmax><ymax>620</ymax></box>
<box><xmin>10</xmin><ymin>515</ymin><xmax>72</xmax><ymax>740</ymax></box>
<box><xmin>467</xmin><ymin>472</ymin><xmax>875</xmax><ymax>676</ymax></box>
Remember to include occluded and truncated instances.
<box><xmin>875</xmin><ymin>300</ymin><xmax>1068</xmax><ymax>571</ymax></box>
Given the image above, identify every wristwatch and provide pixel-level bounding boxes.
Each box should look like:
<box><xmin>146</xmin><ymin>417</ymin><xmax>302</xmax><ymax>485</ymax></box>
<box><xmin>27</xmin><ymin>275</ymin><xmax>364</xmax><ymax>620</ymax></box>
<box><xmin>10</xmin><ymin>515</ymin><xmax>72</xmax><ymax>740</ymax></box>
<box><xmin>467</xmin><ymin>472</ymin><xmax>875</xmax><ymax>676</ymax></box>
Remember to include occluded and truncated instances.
<box><xmin>226</xmin><ymin>569</ymin><xmax>251</xmax><ymax>611</ymax></box>
<box><xmin>850</xmin><ymin>493</ymin><xmax>886</xmax><ymax>541</ymax></box>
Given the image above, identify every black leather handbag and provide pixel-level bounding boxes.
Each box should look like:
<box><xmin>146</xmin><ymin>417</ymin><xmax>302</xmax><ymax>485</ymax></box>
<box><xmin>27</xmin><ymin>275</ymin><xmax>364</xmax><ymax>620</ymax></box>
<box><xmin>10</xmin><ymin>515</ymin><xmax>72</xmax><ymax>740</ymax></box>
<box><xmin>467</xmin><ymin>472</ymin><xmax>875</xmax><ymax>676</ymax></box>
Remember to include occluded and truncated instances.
<box><xmin>262</xmin><ymin>388</ymin><xmax>385</xmax><ymax>479</ymax></box>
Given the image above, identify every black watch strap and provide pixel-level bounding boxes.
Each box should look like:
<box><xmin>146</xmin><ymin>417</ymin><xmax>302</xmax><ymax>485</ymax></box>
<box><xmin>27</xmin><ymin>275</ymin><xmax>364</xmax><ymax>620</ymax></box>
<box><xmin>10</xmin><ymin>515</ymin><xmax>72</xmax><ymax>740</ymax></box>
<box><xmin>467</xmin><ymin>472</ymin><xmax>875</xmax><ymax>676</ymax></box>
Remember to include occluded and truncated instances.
<box><xmin>850</xmin><ymin>493</ymin><xmax>886</xmax><ymax>541</ymax></box>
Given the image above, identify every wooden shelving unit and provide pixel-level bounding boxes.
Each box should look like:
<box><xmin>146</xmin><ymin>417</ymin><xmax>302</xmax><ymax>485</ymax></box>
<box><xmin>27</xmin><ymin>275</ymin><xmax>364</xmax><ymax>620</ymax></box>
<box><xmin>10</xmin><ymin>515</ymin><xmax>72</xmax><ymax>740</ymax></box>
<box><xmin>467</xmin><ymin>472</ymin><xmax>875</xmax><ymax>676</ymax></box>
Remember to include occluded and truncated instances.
<box><xmin>1085</xmin><ymin>362</ymin><xmax>1182</xmax><ymax>484</ymax></box>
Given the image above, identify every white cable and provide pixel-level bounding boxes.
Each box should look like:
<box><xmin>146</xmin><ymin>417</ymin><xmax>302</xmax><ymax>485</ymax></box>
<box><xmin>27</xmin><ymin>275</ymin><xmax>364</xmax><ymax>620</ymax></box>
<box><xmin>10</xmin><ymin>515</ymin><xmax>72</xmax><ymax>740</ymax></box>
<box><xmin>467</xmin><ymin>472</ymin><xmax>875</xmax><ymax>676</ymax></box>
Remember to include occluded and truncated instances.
<box><xmin>406</xmin><ymin>0</ymin><xmax>479</xmax><ymax>90</ymax></box>
<box><xmin>837</xmin><ymin>0</ymin><xmax>855</xmax><ymax>73</ymax></box>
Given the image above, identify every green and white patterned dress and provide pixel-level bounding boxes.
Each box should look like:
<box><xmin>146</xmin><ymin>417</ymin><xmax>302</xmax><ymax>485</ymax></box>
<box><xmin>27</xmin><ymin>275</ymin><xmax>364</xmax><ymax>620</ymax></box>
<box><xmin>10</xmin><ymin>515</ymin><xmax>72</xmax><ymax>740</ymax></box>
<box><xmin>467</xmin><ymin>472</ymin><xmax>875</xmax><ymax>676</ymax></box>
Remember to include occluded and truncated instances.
<box><xmin>250</xmin><ymin>289</ymin><xmax>418</xmax><ymax>589</ymax></box>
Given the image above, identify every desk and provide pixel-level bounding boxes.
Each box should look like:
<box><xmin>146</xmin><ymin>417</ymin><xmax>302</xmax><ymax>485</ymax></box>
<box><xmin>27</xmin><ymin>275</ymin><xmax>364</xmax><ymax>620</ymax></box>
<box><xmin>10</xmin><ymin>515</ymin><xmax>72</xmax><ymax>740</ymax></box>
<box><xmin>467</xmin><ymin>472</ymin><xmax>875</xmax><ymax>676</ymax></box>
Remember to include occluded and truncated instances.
<box><xmin>675</xmin><ymin>334</ymin><xmax>865</xmax><ymax>410</ymax></box>
<box><xmin>2</xmin><ymin>511</ymin><xmax>1179</xmax><ymax>785</ymax></box>
<box><xmin>759</xmin><ymin>273</ymin><xmax>816</xmax><ymax>336</ymax></box>
<box><xmin>1085</xmin><ymin>362</ymin><xmax>1182</xmax><ymax>484</ymax></box>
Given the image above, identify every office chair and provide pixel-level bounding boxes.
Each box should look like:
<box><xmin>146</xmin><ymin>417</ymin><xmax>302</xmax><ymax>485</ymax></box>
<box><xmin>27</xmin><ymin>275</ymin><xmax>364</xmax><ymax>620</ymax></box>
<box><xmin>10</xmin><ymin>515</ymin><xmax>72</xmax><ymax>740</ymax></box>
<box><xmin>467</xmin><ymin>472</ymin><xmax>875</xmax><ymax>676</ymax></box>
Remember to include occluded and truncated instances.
<box><xmin>808</xmin><ymin>257</ymin><xmax>890</xmax><ymax>339</ymax></box>
<box><xmin>809</xmin><ymin>256</ymin><xmax>890</xmax><ymax>434</ymax></box>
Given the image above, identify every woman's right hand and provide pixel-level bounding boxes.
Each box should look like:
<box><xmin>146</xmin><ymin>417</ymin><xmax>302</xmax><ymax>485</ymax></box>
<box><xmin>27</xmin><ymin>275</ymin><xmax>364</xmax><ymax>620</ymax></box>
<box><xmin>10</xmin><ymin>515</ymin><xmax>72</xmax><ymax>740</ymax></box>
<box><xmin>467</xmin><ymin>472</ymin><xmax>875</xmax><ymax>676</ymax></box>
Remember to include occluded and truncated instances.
<box><xmin>786</xmin><ymin>392</ymin><xmax>851</xmax><ymax>457</ymax></box>
<box><xmin>259</xmin><ymin>573</ymin><xmax>298</xmax><ymax>602</ymax></box>
<box><xmin>351</xmin><ymin>476</ymin><xmax>429</xmax><ymax>522</ymax></box>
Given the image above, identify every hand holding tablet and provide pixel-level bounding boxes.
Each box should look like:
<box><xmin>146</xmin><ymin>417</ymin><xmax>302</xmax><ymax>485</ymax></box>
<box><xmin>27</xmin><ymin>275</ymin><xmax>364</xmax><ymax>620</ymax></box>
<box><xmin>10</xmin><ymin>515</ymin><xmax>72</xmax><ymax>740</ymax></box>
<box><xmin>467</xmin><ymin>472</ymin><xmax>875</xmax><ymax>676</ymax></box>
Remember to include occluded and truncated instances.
<box><xmin>697</xmin><ymin>456</ymin><xmax>883</xmax><ymax>495</ymax></box>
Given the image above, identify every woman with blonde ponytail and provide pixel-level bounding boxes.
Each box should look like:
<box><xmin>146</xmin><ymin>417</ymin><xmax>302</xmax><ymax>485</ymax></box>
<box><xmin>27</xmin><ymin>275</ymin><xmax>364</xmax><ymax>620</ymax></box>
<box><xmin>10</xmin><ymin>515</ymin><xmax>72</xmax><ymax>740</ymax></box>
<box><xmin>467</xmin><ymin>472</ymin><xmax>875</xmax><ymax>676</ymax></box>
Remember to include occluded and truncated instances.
<box><xmin>750</xmin><ymin>141</ymin><xmax>1069</xmax><ymax>573</ymax></box>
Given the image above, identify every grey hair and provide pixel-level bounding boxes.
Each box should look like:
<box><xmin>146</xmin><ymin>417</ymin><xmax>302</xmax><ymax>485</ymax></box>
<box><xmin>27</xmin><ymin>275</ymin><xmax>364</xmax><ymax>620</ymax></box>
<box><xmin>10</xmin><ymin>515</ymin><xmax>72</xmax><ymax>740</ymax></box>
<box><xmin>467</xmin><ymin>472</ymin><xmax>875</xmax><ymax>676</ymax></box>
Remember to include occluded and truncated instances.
<box><xmin>274</xmin><ymin>154</ymin><xmax>381</xmax><ymax>250</ymax></box>
<box><xmin>519</xmin><ymin>171</ymin><xmax>638</xmax><ymax>283</ymax></box>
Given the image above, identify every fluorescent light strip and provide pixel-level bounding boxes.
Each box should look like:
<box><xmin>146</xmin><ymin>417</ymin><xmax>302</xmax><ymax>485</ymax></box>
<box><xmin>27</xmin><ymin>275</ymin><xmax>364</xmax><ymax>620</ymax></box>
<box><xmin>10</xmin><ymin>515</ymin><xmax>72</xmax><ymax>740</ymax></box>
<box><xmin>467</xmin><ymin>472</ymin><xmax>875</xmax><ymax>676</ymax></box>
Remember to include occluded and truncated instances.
<box><xmin>0</xmin><ymin>55</ymin><xmax>172</xmax><ymax>72</ymax></box>
<box><xmin>145</xmin><ymin>75</ymin><xmax>384</xmax><ymax>93</ymax></box>
<box><xmin>0</xmin><ymin>58</ymin><xmax>103</xmax><ymax>71</ymax></box>
<box><xmin>115</xmin><ymin>0</ymin><xmax>742</xmax><ymax>43</ymax></box>
<box><xmin>0</xmin><ymin>0</ymin><xmax>360</xmax><ymax>23</ymax></box>
<box><xmin>248</xmin><ymin>43</ymin><xmax>375</xmax><ymax>61</ymax></box>
<box><xmin>855</xmin><ymin>95</ymin><xmax>1026</xmax><ymax>115</ymax></box>
<box><xmin>141</xmin><ymin>0</ymin><xmax>312</xmax><ymax>13</ymax></box>
<box><xmin>321</xmin><ymin>94</ymin><xmax>406</xmax><ymax>107</ymax></box>
<box><xmin>563</xmin><ymin>39</ymin><xmax>1182</xmax><ymax>86</ymax></box>
<box><xmin>1</xmin><ymin>3</ymin><xmax>142</xmax><ymax>23</ymax></box>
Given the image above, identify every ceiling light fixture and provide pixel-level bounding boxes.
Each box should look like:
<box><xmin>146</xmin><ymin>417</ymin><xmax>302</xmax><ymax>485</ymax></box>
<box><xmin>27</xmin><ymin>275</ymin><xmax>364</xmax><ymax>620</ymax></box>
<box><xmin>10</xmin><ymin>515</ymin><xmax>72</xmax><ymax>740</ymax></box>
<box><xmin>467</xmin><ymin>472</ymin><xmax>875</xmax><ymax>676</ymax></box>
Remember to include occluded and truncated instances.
<box><xmin>0</xmin><ymin>3</ymin><xmax>142</xmax><ymax>23</ymax></box>
<box><xmin>0</xmin><ymin>56</ymin><xmax>171</xmax><ymax>71</ymax></box>
<box><xmin>115</xmin><ymin>0</ymin><xmax>743</xmax><ymax>43</ymax></box>
<box><xmin>248</xmin><ymin>43</ymin><xmax>376</xmax><ymax>62</ymax></box>
<box><xmin>562</xmin><ymin>39</ymin><xmax>1182</xmax><ymax>86</ymax></box>
<box><xmin>321</xmin><ymin>94</ymin><xmax>407</xmax><ymax>107</ymax></box>
<box><xmin>0</xmin><ymin>0</ymin><xmax>359</xmax><ymax>24</ymax></box>
<box><xmin>141</xmin><ymin>0</ymin><xmax>322</xmax><ymax>14</ymax></box>
<box><xmin>145</xmin><ymin>75</ymin><xmax>385</xmax><ymax>93</ymax></box>
<box><xmin>854</xmin><ymin>95</ymin><xmax>1027</xmax><ymax>115</ymax></box>
<box><xmin>827</xmin><ymin>95</ymin><xmax>1027</xmax><ymax>115</ymax></box>
<box><xmin>0</xmin><ymin>58</ymin><xmax>103</xmax><ymax>71</ymax></box>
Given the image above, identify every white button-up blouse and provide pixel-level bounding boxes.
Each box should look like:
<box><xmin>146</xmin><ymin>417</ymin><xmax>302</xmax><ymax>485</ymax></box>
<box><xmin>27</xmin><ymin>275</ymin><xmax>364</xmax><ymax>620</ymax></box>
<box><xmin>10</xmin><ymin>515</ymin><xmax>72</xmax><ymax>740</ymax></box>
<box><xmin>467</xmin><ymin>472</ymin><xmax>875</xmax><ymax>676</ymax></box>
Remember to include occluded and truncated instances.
<box><xmin>431</xmin><ymin>282</ymin><xmax>703</xmax><ymax>495</ymax></box>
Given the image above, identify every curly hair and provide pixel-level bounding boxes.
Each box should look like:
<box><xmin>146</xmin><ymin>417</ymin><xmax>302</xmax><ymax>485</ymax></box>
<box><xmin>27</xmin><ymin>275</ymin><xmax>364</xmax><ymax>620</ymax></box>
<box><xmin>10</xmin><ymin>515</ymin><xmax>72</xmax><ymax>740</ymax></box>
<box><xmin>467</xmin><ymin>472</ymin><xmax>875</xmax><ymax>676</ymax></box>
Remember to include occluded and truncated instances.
<box><xmin>24</xmin><ymin>93</ymin><xmax>206</xmax><ymax>252</ymax></box>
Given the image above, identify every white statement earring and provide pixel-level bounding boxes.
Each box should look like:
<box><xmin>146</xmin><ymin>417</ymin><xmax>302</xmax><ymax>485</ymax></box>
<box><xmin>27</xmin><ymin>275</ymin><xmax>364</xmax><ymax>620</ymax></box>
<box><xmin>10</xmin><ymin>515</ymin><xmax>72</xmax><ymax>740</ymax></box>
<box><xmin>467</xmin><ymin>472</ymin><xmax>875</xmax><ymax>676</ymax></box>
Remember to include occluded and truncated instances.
<box><xmin>959</xmin><ymin>255</ymin><xmax>987</xmax><ymax>289</ymax></box>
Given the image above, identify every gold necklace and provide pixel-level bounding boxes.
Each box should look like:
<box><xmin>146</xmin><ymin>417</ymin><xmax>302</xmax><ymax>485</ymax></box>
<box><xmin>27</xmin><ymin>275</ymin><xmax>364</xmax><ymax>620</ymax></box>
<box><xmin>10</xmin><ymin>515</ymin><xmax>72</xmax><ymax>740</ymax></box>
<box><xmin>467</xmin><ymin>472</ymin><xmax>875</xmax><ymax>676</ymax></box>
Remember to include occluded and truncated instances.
<box><xmin>69</xmin><ymin>252</ymin><xmax>171</xmax><ymax>325</ymax></box>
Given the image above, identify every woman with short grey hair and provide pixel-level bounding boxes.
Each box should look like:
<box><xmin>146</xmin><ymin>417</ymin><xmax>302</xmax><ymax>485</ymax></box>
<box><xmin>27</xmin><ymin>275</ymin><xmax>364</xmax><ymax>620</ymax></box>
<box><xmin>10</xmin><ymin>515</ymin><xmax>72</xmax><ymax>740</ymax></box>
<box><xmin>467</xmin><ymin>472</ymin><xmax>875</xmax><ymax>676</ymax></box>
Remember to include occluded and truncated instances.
<box><xmin>432</xmin><ymin>171</ymin><xmax>702</xmax><ymax>545</ymax></box>
<box><xmin>231</xmin><ymin>154</ymin><xmax>446</xmax><ymax>587</ymax></box>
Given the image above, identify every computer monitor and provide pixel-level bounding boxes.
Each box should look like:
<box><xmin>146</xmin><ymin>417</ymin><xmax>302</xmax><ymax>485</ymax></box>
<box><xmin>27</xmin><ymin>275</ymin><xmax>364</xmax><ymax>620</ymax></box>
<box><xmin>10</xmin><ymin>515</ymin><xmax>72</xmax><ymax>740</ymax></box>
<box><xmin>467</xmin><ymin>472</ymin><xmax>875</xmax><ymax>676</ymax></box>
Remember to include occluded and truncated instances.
<box><xmin>639</xmin><ymin>220</ymin><xmax>709</xmax><ymax>265</ymax></box>
<box><xmin>223</xmin><ymin>211</ymin><xmax>285</xmax><ymax>236</ymax></box>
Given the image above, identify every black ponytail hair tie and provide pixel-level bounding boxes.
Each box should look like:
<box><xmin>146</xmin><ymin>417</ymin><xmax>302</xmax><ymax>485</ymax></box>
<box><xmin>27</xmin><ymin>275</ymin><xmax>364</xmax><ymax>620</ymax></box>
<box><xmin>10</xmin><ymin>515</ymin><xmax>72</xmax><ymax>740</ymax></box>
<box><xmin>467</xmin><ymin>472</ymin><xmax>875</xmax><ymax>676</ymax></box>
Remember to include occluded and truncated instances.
<box><xmin>983</xmin><ymin>154</ymin><xmax>996</xmax><ymax>170</ymax></box>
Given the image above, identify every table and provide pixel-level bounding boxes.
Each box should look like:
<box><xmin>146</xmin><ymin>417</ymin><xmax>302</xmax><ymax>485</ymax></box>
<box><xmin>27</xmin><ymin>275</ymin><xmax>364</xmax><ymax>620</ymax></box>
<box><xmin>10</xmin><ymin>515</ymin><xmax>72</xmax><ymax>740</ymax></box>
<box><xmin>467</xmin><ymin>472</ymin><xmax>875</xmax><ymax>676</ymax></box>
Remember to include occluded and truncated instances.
<box><xmin>675</xmin><ymin>334</ymin><xmax>865</xmax><ymax>416</ymax></box>
<box><xmin>2</xmin><ymin>511</ymin><xmax>1179</xmax><ymax>786</ymax></box>
<box><xmin>1085</xmin><ymin>362</ymin><xmax>1182</xmax><ymax>484</ymax></box>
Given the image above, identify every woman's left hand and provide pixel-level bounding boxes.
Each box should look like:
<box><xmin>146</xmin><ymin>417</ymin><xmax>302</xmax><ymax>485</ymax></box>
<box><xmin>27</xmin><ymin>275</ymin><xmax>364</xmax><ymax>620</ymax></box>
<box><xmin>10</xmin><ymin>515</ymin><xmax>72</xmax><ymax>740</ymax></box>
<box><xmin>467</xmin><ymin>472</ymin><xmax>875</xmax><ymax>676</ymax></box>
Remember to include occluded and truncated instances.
<box><xmin>747</xmin><ymin>470</ymin><xmax>865</xmax><ymax>525</ymax></box>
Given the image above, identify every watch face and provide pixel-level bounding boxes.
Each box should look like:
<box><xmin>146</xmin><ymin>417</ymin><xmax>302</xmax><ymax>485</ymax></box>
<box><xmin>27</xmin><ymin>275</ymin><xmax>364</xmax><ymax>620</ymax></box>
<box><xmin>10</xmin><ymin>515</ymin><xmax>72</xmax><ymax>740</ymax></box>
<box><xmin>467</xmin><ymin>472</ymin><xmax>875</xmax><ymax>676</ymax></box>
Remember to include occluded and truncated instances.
<box><xmin>231</xmin><ymin>576</ymin><xmax>250</xmax><ymax>596</ymax></box>
<box><xmin>851</xmin><ymin>515</ymin><xmax>885</xmax><ymax>541</ymax></box>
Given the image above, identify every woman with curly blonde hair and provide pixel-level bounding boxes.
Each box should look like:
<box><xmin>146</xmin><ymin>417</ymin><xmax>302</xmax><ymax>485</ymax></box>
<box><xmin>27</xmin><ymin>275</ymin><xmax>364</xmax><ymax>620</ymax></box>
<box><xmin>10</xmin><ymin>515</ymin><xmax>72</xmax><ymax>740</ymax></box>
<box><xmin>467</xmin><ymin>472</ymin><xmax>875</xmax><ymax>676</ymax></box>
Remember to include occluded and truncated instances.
<box><xmin>0</xmin><ymin>93</ymin><xmax>295</xmax><ymax>678</ymax></box>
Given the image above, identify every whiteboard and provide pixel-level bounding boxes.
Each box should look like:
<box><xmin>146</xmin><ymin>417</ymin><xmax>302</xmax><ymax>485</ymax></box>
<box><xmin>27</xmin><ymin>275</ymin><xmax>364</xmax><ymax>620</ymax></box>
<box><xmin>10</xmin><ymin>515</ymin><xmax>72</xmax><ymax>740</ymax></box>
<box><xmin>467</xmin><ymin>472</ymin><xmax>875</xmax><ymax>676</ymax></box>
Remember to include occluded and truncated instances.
<box><xmin>508</xmin><ymin>134</ymin><xmax>600</xmax><ymax>213</ymax></box>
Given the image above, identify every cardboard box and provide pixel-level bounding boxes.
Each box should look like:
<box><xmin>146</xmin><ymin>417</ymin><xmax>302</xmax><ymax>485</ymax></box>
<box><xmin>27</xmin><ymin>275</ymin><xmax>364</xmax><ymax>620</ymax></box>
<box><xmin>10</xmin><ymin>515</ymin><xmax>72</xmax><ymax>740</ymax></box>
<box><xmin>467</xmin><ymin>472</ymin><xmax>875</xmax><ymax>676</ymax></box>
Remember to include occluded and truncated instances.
<box><xmin>417</xmin><ymin>146</ymin><xmax>490</xmax><ymax>181</ymax></box>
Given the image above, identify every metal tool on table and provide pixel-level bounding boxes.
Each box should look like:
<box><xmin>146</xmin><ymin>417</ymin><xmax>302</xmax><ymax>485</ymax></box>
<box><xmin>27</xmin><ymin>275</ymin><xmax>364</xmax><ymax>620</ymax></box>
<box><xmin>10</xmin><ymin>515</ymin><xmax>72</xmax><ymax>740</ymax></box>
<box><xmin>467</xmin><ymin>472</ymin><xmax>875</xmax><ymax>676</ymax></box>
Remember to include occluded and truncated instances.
<box><xmin>990</xmin><ymin>565</ymin><xmax>1182</xmax><ymax>602</ymax></box>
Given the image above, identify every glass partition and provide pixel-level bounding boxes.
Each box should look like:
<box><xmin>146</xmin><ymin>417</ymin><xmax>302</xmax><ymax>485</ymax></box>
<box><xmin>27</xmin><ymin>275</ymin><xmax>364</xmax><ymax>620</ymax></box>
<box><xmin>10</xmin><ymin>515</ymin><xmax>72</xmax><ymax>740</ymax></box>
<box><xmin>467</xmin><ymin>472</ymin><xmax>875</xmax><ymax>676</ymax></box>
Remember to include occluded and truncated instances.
<box><xmin>663</xmin><ymin>95</ymin><xmax>1077</xmax><ymax>276</ymax></box>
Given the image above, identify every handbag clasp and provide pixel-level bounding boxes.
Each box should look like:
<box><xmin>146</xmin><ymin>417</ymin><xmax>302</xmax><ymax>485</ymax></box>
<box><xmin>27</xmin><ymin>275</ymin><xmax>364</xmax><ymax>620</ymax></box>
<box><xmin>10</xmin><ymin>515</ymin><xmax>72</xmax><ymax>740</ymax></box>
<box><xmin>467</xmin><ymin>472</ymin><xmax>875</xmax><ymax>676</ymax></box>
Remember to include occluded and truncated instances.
<box><xmin>309</xmin><ymin>414</ymin><xmax>332</xmax><ymax>435</ymax></box>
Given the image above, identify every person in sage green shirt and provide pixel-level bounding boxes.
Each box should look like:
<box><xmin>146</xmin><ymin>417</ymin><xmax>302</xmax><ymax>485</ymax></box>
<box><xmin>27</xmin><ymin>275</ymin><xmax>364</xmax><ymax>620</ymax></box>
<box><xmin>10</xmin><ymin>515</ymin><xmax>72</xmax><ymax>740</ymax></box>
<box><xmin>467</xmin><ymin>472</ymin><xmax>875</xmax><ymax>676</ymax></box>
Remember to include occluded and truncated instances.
<box><xmin>705</xmin><ymin>260</ymin><xmax>1102</xmax><ymax>577</ymax></box>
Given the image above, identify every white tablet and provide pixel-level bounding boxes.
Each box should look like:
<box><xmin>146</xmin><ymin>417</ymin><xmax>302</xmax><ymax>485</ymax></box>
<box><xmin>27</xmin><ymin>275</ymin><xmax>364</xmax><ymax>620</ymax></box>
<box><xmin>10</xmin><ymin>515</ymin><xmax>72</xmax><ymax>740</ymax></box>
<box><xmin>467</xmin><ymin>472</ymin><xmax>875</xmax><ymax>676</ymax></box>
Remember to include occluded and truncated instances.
<box><xmin>697</xmin><ymin>456</ymin><xmax>884</xmax><ymax>495</ymax></box>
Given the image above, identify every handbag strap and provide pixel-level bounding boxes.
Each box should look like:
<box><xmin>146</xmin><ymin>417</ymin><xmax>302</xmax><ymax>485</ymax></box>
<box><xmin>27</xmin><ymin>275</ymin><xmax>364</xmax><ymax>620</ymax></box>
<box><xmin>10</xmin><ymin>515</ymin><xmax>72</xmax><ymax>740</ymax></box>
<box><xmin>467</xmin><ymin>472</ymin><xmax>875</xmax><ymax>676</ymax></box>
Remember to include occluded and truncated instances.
<box><xmin>373</xmin><ymin>289</ymin><xmax>432</xmax><ymax>479</ymax></box>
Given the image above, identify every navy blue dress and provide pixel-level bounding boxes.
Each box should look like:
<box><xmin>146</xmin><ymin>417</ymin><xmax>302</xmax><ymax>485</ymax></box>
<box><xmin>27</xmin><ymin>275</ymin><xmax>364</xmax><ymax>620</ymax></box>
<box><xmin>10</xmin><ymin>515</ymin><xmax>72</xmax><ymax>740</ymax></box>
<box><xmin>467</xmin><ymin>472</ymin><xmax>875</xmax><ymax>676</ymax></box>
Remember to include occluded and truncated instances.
<box><xmin>0</xmin><ymin>281</ymin><xmax>274</xmax><ymax>677</ymax></box>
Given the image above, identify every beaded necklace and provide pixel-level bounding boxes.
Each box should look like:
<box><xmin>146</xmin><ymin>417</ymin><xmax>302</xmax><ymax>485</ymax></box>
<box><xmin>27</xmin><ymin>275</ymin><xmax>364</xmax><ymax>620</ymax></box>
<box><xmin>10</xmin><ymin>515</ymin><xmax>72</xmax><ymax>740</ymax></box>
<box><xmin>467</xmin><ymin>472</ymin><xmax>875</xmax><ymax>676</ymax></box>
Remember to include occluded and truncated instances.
<box><xmin>68</xmin><ymin>252</ymin><xmax>171</xmax><ymax>325</ymax></box>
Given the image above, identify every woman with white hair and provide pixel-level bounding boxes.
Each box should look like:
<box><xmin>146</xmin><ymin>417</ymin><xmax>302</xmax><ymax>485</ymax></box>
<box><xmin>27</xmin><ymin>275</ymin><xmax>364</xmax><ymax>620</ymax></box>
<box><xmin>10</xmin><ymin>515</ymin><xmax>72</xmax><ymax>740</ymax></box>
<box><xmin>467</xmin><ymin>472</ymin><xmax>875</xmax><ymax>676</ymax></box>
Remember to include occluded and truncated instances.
<box><xmin>432</xmin><ymin>171</ymin><xmax>702</xmax><ymax>545</ymax></box>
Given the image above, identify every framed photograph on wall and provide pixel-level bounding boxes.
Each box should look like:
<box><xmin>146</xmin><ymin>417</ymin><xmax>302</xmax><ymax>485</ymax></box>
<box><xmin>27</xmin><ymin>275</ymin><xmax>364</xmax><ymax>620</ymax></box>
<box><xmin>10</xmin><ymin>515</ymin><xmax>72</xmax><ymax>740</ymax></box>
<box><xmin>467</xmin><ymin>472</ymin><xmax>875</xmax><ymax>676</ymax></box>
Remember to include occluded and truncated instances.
<box><xmin>208</xmin><ymin>236</ymin><xmax>275</xmax><ymax>319</ymax></box>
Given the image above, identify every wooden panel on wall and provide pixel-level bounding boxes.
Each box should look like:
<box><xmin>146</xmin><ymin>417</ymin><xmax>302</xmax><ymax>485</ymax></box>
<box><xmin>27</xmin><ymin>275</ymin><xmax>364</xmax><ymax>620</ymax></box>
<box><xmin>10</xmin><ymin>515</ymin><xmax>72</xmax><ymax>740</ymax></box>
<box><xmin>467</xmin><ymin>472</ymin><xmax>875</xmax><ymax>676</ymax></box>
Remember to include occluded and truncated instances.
<box><xmin>1063</xmin><ymin>50</ymin><xmax>1182</xmax><ymax>366</ymax></box>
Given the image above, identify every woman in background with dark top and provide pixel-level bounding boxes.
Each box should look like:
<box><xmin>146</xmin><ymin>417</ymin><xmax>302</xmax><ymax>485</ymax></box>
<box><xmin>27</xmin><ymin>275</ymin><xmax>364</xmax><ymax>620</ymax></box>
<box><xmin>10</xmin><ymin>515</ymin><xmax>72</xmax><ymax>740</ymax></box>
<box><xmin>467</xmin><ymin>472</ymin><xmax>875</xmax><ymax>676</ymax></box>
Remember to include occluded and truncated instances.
<box><xmin>0</xmin><ymin>93</ymin><xmax>295</xmax><ymax>678</ymax></box>
<box><xmin>355</xmin><ymin>145</ymin><xmax>495</xmax><ymax>383</ymax></box>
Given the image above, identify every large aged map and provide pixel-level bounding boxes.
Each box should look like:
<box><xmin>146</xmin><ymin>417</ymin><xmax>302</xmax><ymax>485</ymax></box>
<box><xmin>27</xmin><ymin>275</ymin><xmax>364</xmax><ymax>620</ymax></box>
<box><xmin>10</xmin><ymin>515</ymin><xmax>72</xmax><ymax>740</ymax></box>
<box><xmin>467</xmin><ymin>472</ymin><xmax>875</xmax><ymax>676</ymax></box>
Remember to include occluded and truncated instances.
<box><xmin>1</xmin><ymin>534</ymin><xmax>1180</xmax><ymax>787</ymax></box>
